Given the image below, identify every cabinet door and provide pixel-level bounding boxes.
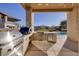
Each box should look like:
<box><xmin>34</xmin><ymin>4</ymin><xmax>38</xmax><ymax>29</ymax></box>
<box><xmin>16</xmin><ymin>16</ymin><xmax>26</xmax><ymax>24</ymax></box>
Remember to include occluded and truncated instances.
<box><xmin>23</xmin><ymin>37</ymin><xmax>30</xmax><ymax>55</ymax></box>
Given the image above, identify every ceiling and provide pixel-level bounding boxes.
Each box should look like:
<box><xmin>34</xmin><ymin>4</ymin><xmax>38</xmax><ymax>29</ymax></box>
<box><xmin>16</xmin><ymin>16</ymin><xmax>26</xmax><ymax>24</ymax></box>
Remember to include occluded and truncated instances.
<box><xmin>21</xmin><ymin>3</ymin><xmax>75</xmax><ymax>12</ymax></box>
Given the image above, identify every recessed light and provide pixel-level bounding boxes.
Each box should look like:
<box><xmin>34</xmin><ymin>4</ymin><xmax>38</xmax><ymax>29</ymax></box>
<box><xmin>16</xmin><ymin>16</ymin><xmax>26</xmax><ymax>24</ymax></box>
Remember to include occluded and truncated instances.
<box><xmin>46</xmin><ymin>3</ymin><xmax>49</xmax><ymax>6</ymax></box>
<box><xmin>38</xmin><ymin>3</ymin><xmax>42</xmax><ymax>6</ymax></box>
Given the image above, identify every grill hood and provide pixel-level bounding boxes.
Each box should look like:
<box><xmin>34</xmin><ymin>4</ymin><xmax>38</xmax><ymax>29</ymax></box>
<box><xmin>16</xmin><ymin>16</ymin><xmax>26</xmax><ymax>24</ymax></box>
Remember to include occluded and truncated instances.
<box><xmin>0</xmin><ymin>30</ymin><xmax>23</xmax><ymax>44</ymax></box>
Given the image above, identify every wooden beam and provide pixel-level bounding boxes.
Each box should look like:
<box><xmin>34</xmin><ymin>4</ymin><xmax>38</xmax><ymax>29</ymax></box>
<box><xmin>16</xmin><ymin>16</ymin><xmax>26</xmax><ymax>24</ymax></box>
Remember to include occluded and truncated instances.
<box><xmin>21</xmin><ymin>3</ymin><xmax>26</xmax><ymax>10</ymax></box>
<box><xmin>21</xmin><ymin>3</ymin><xmax>31</xmax><ymax>10</ymax></box>
<box><xmin>21</xmin><ymin>3</ymin><xmax>74</xmax><ymax>12</ymax></box>
<box><xmin>32</xmin><ymin>8</ymin><xmax>73</xmax><ymax>12</ymax></box>
<box><xmin>31</xmin><ymin>3</ymin><xmax>74</xmax><ymax>12</ymax></box>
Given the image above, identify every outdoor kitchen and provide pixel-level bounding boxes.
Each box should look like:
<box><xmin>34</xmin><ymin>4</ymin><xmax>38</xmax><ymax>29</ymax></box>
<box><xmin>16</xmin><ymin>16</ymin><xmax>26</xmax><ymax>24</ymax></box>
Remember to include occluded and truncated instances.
<box><xmin>0</xmin><ymin>3</ymin><xmax>78</xmax><ymax>56</ymax></box>
<box><xmin>0</xmin><ymin>12</ymin><xmax>25</xmax><ymax>56</ymax></box>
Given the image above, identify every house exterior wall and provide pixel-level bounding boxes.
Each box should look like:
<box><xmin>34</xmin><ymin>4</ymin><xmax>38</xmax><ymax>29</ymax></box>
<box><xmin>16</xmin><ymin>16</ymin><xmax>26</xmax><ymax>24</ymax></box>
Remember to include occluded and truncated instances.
<box><xmin>0</xmin><ymin>14</ymin><xmax>6</xmax><ymax>28</ymax></box>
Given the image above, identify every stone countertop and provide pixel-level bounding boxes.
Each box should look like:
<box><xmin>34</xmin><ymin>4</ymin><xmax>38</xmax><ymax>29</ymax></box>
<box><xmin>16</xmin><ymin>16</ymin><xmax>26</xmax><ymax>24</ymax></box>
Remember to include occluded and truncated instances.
<box><xmin>47</xmin><ymin>35</ymin><xmax>67</xmax><ymax>56</ymax></box>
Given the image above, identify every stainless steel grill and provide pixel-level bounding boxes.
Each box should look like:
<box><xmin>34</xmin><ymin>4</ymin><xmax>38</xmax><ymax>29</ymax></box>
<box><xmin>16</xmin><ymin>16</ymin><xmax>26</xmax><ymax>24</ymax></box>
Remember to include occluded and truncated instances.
<box><xmin>0</xmin><ymin>30</ymin><xmax>23</xmax><ymax>56</ymax></box>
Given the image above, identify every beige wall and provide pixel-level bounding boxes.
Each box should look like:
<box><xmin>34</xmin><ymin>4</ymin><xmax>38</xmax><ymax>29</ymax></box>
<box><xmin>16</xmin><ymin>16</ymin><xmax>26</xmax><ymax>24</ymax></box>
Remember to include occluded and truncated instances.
<box><xmin>67</xmin><ymin>4</ymin><xmax>79</xmax><ymax>55</ymax></box>
<box><xmin>77</xmin><ymin>4</ymin><xmax>79</xmax><ymax>41</ymax></box>
<box><xmin>67</xmin><ymin>4</ymin><xmax>78</xmax><ymax>42</ymax></box>
<box><xmin>77</xmin><ymin>4</ymin><xmax>79</xmax><ymax>55</ymax></box>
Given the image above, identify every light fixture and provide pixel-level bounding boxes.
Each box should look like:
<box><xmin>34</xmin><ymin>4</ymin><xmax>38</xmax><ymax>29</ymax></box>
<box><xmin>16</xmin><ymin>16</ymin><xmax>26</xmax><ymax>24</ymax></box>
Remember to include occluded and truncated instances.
<box><xmin>46</xmin><ymin>3</ymin><xmax>49</xmax><ymax>6</ymax></box>
<box><xmin>38</xmin><ymin>3</ymin><xmax>42</xmax><ymax>6</ymax></box>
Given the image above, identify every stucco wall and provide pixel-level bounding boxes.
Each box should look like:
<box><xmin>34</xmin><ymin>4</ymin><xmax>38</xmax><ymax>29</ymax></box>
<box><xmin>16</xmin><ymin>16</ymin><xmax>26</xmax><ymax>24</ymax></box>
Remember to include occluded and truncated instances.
<box><xmin>77</xmin><ymin>4</ymin><xmax>79</xmax><ymax>55</ymax></box>
<box><xmin>65</xmin><ymin>4</ymin><xmax>79</xmax><ymax>55</ymax></box>
<box><xmin>67</xmin><ymin>4</ymin><xmax>78</xmax><ymax>42</ymax></box>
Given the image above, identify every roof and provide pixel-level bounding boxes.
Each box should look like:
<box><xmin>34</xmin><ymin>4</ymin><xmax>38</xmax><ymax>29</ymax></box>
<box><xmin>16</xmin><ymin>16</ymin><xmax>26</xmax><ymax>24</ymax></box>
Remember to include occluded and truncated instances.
<box><xmin>8</xmin><ymin>16</ymin><xmax>20</xmax><ymax>22</ymax></box>
<box><xmin>0</xmin><ymin>12</ymin><xmax>20</xmax><ymax>22</ymax></box>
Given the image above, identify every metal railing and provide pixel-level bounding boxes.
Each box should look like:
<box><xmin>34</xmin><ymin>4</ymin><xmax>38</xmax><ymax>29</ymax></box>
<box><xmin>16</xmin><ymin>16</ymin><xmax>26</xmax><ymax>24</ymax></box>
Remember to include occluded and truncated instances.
<box><xmin>6</xmin><ymin>21</ymin><xmax>19</xmax><ymax>26</ymax></box>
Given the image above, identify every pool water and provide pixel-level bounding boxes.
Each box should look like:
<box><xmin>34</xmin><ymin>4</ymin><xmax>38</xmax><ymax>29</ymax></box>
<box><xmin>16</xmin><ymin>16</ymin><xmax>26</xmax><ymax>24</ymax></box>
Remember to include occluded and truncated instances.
<box><xmin>58</xmin><ymin>32</ymin><xmax>67</xmax><ymax>35</ymax></box>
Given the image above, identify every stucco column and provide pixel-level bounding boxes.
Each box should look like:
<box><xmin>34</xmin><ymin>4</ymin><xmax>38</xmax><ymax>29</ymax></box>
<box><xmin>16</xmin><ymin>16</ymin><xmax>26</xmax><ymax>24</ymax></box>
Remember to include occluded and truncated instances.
<box><xmin>4</xmin><ymin>15</ymin><xmax>8</xmax><ymax>28</ymax></box>
<box><xmin>26</xmin><ymin>7</ymin><xmax>34</xmax><ymax>33</ymax></box>
<box><xmin>31</xmin><ymin>13</ymin><xmax>34</xmax><ymax>33</ymax></box>
<box><xmin>67</xmin><ymin>4</ymin><xmax>79</xmax><ymax>55</ymax></box>
<box><xmin>73</xmin><ymin>4</ymin><xmax>79</xmax><ymax>55</ymax></box>
<box><xmin>26</xmin><ymin>7</ymin><xmax>32</xmax><ymax>28</ymax></box>
<box><xmin>67</xmin><ymin>4</ymin><xmax>78</xmax><ymax>42</ymax></box>
<box><xmin>77</xmin><ymin>4</ymin><xmax>79</xmax><ymax>55</ymax></box>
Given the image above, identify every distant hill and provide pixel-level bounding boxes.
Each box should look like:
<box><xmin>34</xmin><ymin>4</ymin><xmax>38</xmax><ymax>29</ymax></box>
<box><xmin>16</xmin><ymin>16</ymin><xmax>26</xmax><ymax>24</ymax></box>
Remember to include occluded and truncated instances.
<box><xmin>34</xmin><ymin>20</ymin><xmax>67</xmax><ymax>32</ymax></box>
<box><xmin>35</xmin><ymin>25</ymin><xmax>50</xmax><ymax>30</ymax></box>
<box><xmin>34</xmin><ymin>25</ymin><xmax>59</xmax><ymax>32</ymax></box>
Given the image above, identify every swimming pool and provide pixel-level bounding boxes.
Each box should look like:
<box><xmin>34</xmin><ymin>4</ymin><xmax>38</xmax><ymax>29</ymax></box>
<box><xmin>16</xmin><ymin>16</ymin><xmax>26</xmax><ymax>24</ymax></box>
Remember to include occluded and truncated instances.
<box><xmin>58</xmin><ymin>32</ymin><xmax>67</xmax><ymax>35</ymax></box>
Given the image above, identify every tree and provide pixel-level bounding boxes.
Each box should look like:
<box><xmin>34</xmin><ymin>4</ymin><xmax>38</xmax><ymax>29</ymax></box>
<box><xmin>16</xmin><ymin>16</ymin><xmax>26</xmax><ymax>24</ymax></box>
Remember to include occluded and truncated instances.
<box><xmin>60</xmin><ymin>20</ymin><xmax>67</xmax><ymax>31</ymax></box>
<box><xmin>60</xmin><ymin>20</ymin><xmax>67</xmax><ymax>26</ymax></box>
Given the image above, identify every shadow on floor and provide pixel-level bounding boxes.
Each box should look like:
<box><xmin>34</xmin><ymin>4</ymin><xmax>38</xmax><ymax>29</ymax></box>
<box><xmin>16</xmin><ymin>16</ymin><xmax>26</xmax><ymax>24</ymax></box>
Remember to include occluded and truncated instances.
<box><xmin>58</xmin><ymin>37</ymin><xmax>78</xmax><ymax>56</ymax></box>
<box><xmin>24</xmin><ymin>42</ymin><xmax>47</xmax><ymax>56</ymax></box>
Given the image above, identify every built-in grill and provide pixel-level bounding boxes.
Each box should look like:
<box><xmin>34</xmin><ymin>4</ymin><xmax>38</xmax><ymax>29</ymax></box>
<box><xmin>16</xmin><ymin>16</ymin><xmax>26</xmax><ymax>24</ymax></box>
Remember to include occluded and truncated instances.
<box><xmin>0</xmin><ymin>12</ymin><xmax>25</xmax><ymax>56</ymax></box>
<box><xmin>0</xmin><ymin>30</ymin><xmax>24</xmax><ymax>56</ymax></box>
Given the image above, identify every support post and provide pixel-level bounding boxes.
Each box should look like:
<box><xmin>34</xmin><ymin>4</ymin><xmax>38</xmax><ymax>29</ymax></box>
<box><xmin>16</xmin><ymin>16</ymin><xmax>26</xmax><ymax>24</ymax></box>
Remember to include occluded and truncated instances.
<box><xmin>4</xmin><ymin>15</ymin><xmax>8</xmax><ymax>28</ymax></box>
<box><xmin>31</xmin><ymin>13</ymin><xmax>34</xmax><ymax>33</ymax></box>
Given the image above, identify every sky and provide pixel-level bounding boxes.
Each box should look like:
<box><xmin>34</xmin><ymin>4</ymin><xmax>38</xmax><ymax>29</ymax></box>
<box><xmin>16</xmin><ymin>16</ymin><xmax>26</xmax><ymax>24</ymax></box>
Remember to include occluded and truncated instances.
<box><xmin>0</xmin><ymin>3</ymin><xmax>26</xmax><ymax>26</ymax></box>
<box><xmin>34</xmin><ymin>12</ymin><xmax>67</xmax><ymax>26</ymax></box>
<box><xmin>0</xmin><ymin>3</ymin><xmax>67</xmax><ymax>27</ymax></box>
